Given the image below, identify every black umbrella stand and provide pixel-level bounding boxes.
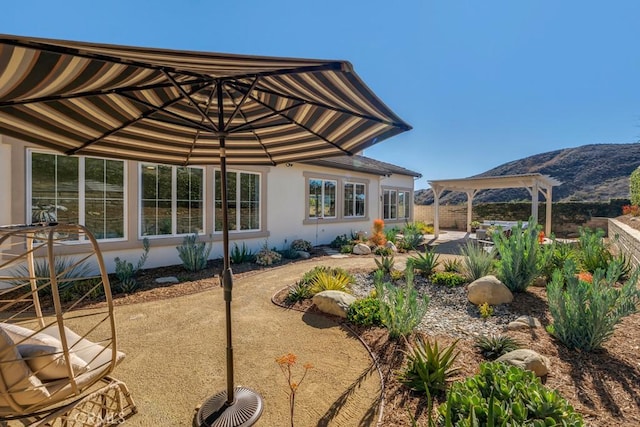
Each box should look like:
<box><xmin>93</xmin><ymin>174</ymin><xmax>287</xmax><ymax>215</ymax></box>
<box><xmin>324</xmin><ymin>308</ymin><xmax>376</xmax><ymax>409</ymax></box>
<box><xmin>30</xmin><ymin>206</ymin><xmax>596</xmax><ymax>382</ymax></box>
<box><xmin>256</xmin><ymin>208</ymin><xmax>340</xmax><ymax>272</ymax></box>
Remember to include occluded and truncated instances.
<box><xmin>196</xmin><ymin>95</ymin><xmax>263</xmax><ymax>427</ymax></box>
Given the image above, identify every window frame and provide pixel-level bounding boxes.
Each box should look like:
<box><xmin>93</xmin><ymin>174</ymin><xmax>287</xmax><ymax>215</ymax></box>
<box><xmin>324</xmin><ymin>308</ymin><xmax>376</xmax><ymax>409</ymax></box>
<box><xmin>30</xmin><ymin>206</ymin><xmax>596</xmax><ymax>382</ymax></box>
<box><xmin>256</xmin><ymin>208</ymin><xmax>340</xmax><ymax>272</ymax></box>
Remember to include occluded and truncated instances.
<box><xmin>138</xmin><ymin>163</ymin><xmax>206</xmax><ymax>239</ymax></box>
<box><xmin>343</xmin><ymin>181</ymin><xmax>366</xmax><ymax>218</ymax></box>
<box><xmin>213</xmin><ymin>168</ymin><xmax>262</xmax><ymax>234</ymax></box>
<box><xmin>382</xmin><ymin>186</ymin><xmax>412</xmax><ymax>222</ymax></box>
<box><xmin>27</xmin><ymin>149</ymin><xmax>127</xmax><ymax>243</ymax></box>
<box><xmin>303</xmin><ymin>172</ymin><xmax>369</xmax><ymax>224</ymax></box>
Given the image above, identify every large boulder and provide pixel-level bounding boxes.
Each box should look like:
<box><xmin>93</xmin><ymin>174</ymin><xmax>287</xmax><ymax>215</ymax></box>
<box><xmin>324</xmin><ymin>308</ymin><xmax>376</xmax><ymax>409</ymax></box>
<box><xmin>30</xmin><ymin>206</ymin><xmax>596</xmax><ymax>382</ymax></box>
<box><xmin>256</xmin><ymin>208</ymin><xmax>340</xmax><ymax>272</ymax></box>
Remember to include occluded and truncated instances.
<box><xmin>496</xmin><ymin>349</ymin><xmax>550</xmax><ymax>377</ymax></box>
<box><xmin>352</xmin><ymin>243</ymin><xmax>372</xmax><ymax>255</ymax></box>
<box><xmin>467</xmin><ymin>275</ymin><xmax>513</xmax><ymax>305</ymax></box>
<box><xmin>385</xmin><ymin>241</ymin><xmax>398</xmax><ymax>253</ymax></box>
<box><xmin>312</xmin><ymin>291</ymin><xmax>356</xmax><ymax>318</ymax></box>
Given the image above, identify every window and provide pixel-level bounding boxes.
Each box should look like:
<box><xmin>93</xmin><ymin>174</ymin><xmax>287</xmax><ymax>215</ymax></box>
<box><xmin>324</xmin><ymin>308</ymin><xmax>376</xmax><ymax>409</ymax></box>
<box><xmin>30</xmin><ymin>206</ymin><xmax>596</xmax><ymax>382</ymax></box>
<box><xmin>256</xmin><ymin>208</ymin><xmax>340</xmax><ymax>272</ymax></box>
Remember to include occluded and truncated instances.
<box><xmin>30</xmin><ymin>151</ymin><xmax>125</xmax><ymax>240</ymax></box>
<box><xmin>383</xmin><ymin>189</ymin><xmax>410</xmax><ymax>221</ymax></box>
<box><xmin>308</xmin><ymin>178</ymin><xmax>336</xmax><ymax>218</ymax></box>
<box><xmin>214</xmin><ymin>170</ymin><xmax>261</xmax><ymax>232</ymax></box>
<box><xmin>141</xmin><ymin>164</ymin><xmax>204</xmax><ymax>236</ymax></box>
<box><xmin>344</xmin><ymin>182</ymin><xmax>365</xmax><ymax>217</ymax></box>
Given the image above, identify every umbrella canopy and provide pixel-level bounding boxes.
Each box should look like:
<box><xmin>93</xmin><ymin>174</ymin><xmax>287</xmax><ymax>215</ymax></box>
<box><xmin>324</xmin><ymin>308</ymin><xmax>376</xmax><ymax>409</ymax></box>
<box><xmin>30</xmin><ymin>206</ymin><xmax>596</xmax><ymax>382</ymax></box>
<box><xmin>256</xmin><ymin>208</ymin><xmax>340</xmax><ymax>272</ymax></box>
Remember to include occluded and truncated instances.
<box><xmin>0</xmin><ymin>33</ymin><xmax>411</xmax><ymax>426</ymax></box>
<box><xmin>0</xmin><ymin>34</ymin><xmax>410</xmax><ymax>166</ymax></box>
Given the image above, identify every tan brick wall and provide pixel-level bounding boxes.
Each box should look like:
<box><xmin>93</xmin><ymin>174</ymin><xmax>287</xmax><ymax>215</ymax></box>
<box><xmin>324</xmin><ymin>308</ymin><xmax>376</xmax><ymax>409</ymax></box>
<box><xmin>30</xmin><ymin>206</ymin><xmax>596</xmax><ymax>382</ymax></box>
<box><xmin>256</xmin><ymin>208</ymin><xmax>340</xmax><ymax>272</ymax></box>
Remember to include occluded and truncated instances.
<box><xmin>414</xmin><ymin>205</ymin><xmax>471</xmax><ymax>230</ymax></box>
<box><xmin>609</xmin><ymin>219</ymin><xmax>640</xmax><ymax>269</ymax></box>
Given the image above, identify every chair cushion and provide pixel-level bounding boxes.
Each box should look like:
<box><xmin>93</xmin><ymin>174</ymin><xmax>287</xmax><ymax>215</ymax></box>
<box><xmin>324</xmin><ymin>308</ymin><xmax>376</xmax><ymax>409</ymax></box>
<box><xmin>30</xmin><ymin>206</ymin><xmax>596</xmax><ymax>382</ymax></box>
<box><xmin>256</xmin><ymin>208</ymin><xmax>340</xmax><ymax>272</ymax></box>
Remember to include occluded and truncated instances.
<box><xmin>0</xmin><ymin>328</ymin><xmax>50</xmax><ymax>407</ymax></box>
<box><xmin>0</xmin><ymin>323</ymin><xmax>90</xmax><ymax>381</ymax></box>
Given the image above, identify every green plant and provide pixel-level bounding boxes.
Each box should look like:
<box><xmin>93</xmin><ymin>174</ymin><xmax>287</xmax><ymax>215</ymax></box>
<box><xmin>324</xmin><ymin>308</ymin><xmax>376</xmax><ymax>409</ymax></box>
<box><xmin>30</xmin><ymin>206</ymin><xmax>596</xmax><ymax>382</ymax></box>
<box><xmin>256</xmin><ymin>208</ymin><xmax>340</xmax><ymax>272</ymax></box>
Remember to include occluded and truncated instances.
<box><xmin>459</xmin><ymin>239</ymin><xmax>495</xmax><ymax>281</ymax></box>
<box><xmin>278</xmin><ymin>245</ymin><xmax>300</xmax><ymax>260</ymax></box>
<box><xmin>631</xmin><ymin>166</ymin><xmax>640</xmax><ymax>206</ymax></box>
<box><xmin>478</xmin><ymin>302</ymin><xmax>493</xmax><ymax>319</ymax></box>
<box><xmin>330</xmin><ymin>234</ymin><xmax>351</xmax><ymax>249</ymax></box>
<box><xmin>114</xmin><ymin>238</ymin><xmax>150</xmax><ymax>293</ymax></box>
<box><xmin>9</xmin><ymin>256</ymin><xmax>95</xmax><ymax>296</ymax></box>
<box><xmin>375</xmin><ymin>266</ymin><xmax>430</xmax><ymax>339</ymax></box>
<box><xmin>439</xmin><ymin>362</ymin><xmax>584</xmax><ymax>426</ymax></box>
<box><xmin>276</xmin><ymin>353</ymin><xmax>313</xmax><ymax>427</ymax></box>
<box><xmin>443</xmin><ymin>258</ymin><xmax>462</xmax><ymax>273</ymax></box>
<box><xmin>374</xmin><ymin>246</ymin><xmax>394</xmax><ymax>256</ymax></box>
<box><xmin>430</xmin><ymin>271</ymin><xmax>466</xmax><ymax>287</ymax></box>
<box><xmin>474</xmin><ymin>334</ymin><xmax>521</xmax><ymax>360</ymax></box>
<box><xmin>577</xmin><ymin>227</ymin><xmax>613</xmax><ymax>273</ymax></box>
<box><xmin>400</xmin><ymin>224</ymin><xmax>424</xmax><ymax>251</ymax></box>
<box><xmin>347</xmin><ymin>297</ymin><xmax>382</xmax><ymax>327</ymax></box>
<box><xmin>309</xmin><ymin>270</ymin><xmax>354</xmax><ymax>295</ymax></box>
<box><xmin>176</xmin><ymin>234</ymin><xmax>211</xmax><ymax>272</ymax></box>
<box><xmin>397</xmin><ymin>336</ymin><xmax>460</xmax><ymax>396</ymax></box>
<box><xmin>375</xmin><ymin>254</ymin><xmax>395</xmax><ymax>274</ymax></box>
<box><xmin>385</xmin><ymin>226</ymin><xmax>401</xmax><ymax>244</ymax></box>
<box><xmin>286</xmin><ymin>281</ymin><xmax>312</xmax><ymax>303</ymax></box>
<box><xmin>255</xmin><ymin>240</ymin><xmax>282</xmax><ymax>266</ymax></box>
<box><xmin>340</xmin><ymin>244</ymin><xmax>354</xmax><ymax>254</ymax></box>
<box><xmin>546</xmin><ymin>259</ymin><xmax>640</xmax><ymax>351</ymax></box>
<box><xmin>230</xmin><ymin>242</ymin><xmax>255</xmax><ymax>264</ymax></box>
<box><xmin>290</xmin><ymin>239</ymin><xmax>312</xmax><ymax>252</ymax></box>
<box><xmin>492</xmin><ymin>220</ymin><xmax>540</xmax><ymax>292</ymax></box>
<box><xmin>470</xmin><ymin>220</ymin><xmax>481</xmax><ymax>230</ymax></box>
<box><xmin>407</xmin><ymin>249</ymin><xmax>439</xmax><ymax>277</ymax></box>
<box><xmin>390</xmin><ymin>269</ymin><xmax>405</xmax><ymax>281</ymax></box>
<box><xmin>299</xmin><ymin>266</ymin><xmax>330</xmax><ymax>286</ymax></box>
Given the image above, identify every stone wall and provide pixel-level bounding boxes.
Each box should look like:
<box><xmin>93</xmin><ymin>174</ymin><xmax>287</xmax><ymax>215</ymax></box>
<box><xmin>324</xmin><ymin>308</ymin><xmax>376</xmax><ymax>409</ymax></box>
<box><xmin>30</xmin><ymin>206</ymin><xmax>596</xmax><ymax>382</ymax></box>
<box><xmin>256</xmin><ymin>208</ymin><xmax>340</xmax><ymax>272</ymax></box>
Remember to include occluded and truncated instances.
<box><xmin>608</xmin><ymin>219</ymin><xmax>640</xmax><ymax>269</ymax></box>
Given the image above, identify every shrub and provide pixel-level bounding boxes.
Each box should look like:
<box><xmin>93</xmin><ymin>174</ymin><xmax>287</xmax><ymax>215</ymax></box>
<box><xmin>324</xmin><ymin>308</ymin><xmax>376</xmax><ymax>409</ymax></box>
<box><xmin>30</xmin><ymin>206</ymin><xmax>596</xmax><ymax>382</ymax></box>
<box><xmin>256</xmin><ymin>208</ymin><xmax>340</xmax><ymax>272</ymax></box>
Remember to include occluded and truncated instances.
<box><xmin>255</xmin><ymin>241</ymin><xmax>282</xmax><ymax>266</ymax></box>
<box><xmin>385</xmin><ymin>227</ymin><xmax>401</xmax><ymax>244</ymax></box>
<box><xmin>389</xmin><ymin>269</ymin><xmax>405</xmax><ymax>281</ymax></box>
<box><xmin>577</xmin><ymin>227</ymin><xmax>612</xmax><ymax>273</ymax></box>
<box><xmin>407</xmin><ymin>249</ymin><xmax>439</xmax><ymax>277</ymax></box>
<box><xmin>375</xmin><ymin>266</ymin><xmax>430</xmax><ymax>339</ymax></box>
<box><xmin>286</xmin><ymin>281</ymin><xmax>312</xmax><ymax>303</ymax></box>
<box><xmin>400</xmin><ymin>223</ymin><xmax>424</xmax><ymax>251</ymax></box>
<box><xmin>278</xmin><ymin>246</ymin><xmax>300</xmax><ymax>260</ymax></box>
<box><xmin>492</xmin><ymin>220</ymin><xmax>540</xmax><ymax>292</ymax></box>
<box><xmin>176</xmin><ymin>234</ymin><xmax>211</xmax><ymax>272</ymax></box>
<box><xmin>370</xmin><ymin>219</ymin><xmax>387</xmax><ymax>246</ymax></box>
<box><xmin>330</xmin><ymin>234</ymin><xmax>351</xmax><ymax>249</ymax></box>
<box><xmin>290</xmin><ymin>239</ymin><xmax>312</xmax><ymax>252</ymax></box>
<box><xmin>430</xmin><ymin>271</ymin><xmax>466</xmax><ymax>287</ymax></box>
<box><xmin>630</xmin><ymin>166</ymin><xmax>640</xmax><ymax>206</ymax></box>
<box><xmin>622</xmin><ymin>204</ymin><xmax>640</xmax><ymax>216</ymax></box>
<box><xmin>546</xmin><ymin>260</ymin><xmax>640</xmax><ymax>351</ymax></box>
<box><xmin>459</xmin><ymin>240</ymin><xmax>495</xmax><ymax>282</ymax></box>
<box><xmin>443</xmin><ymin>258</ymin><xmax>462</xmax><ymax>273</ymax></box>
<box><xmin>114</xmin><ymin>238</ymin><xmax>150</xmax><ymax>292</ymax></box>
<box><xmin>374</xmin><ymin>254</ymin><xmax>395</xmax><ymax>274</ymax></box>
<box><xmin>538</xmin><ymin>240</ymin><xmax>578</xmax><ymax>281</ymax></box>
<box><xmin>374</xmin><ymin>246</ymin><xmax>393</xmax><ymax>256</ymax></box>
<box><xmin>347</xmin><ymin>297</ymin><xmax>382</xmax><ymax>327</ymax></box>
<box><xmin>397</xmin><ymin>336</ymin><xmax>460</xmax><ymax>396</ymax></box>
<box><xmin>9</xmin><ymin>256</ymin><xmax>96</xmax><ymax>297</ymax></box>
<box><xmin>230</xmin><ymin>242</ymin><xmax>254</xmax><ymax>264</ymax></box>
<box><xmin>474</xmin><ymin>334</ymin><xmax>521</xmax><ymax>360</ymax></box>
<box><xmin>340</xmin><ymin>244</ymin><xmax>354</xmax><ymax>254</ymax></box>
<box><xmin>309</xmin><ymin>270</ymin><xmax>354</xmax><ymax>295</ymax></box>
<box><xmin>439</xmin><ymin>362</ymin><xmax>584</xmax><ymax>426</ymax></box>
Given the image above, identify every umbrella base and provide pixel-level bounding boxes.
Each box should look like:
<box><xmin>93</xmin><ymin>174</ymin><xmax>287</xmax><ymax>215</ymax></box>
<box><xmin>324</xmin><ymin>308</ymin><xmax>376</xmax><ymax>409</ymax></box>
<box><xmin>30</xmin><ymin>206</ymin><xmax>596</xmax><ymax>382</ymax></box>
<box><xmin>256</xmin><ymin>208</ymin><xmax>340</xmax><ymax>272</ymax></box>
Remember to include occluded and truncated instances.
<box><xmin>196</xmin><ymin>387</ymin><xmax>263</xmax><ymax>427</ymax></box>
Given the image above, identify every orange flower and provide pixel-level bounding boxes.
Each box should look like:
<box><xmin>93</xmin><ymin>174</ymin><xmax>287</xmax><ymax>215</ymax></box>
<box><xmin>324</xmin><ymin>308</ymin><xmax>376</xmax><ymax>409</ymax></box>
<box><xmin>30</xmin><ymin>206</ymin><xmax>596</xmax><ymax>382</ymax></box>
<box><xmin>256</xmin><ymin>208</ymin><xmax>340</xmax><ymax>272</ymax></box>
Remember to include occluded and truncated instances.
<box><xmin>576</xmin><ymin>271</ymin><xmax>593</xmax><ymax>283</ymax></box>
<box><xmin>538</xmin><ymin>231</ymin><xmax>545</xmax><ymax>244</ymax></box>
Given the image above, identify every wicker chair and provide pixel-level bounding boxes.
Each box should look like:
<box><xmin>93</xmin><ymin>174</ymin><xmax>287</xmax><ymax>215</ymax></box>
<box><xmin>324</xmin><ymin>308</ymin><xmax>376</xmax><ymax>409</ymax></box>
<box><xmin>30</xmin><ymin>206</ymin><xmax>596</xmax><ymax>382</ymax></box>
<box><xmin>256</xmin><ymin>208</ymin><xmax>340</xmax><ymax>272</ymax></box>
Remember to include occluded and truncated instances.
<box><xmin>0</xmin><ymin>223</ymin><xmax>136</xmax><ymax>426</ymax></box>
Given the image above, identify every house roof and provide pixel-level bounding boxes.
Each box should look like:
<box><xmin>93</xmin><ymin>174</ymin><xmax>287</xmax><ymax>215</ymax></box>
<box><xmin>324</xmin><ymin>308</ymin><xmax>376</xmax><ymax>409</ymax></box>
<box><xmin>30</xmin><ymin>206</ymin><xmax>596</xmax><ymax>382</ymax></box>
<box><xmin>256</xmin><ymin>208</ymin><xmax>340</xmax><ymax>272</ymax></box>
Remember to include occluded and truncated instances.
<box><xmin>303</xmin><ymin>155</ymin><xmax>422</xmax><ymax>178</ymax></box>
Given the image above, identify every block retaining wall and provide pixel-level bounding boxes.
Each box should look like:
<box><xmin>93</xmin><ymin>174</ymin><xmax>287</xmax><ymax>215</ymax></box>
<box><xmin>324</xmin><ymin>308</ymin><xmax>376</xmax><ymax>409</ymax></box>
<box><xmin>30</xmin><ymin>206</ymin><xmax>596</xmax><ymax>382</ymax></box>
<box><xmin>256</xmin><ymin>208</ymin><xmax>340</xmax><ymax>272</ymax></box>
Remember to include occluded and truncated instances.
<box><xmin>608</xmin><ymin>219</ymin><xmax>640</xmax><ymax>269</ymax></box>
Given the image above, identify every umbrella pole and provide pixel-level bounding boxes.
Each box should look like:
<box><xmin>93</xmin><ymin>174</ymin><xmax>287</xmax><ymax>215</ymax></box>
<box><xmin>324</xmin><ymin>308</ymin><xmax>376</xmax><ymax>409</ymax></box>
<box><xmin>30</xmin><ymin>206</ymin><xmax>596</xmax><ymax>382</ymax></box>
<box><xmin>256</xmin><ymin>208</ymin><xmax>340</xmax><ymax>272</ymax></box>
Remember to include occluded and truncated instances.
<box><xmin>196</xmin><ymin>136</ymin><xmax>263</xmax><ymax>426</ymax></box>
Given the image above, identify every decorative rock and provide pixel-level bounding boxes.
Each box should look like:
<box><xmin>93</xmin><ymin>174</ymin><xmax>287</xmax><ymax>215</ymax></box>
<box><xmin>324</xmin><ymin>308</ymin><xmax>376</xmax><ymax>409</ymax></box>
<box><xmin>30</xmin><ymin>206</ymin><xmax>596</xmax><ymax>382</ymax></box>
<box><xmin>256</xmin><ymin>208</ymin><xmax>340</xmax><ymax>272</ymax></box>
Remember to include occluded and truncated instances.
<box><xmin>385</xmin><ymin>241</ymin><xmax>398</xmax><ymax>253</ymax></box>
<box><xmin>467</xmin><ymin>275</ymin><xmax>513</xmax><ymax>306</ymax></box>
<box><xmin>532</xmin><ymin>277</ymin><xmax>547</xmax><ymax>287</ymax></box>
<box><xmin>352</xmin><ymin>243</ymin><xmax>372</xmax><ymax>255</ymax></box>
<box><xmin>312</xmin><ymin>291</ymin><xmax>356</xmax><ymax>318</ymax></box>
<box><xmin>155</xmin><ymin>276</ymin><xmax>179</xmax><ymax>284</ymax></box>
<box><xmin>507</xmin><ymin>315</ymin><xmax>542</xmax><ymax>331</ymax></box>
<box><xmin>496</xmin><ymin>349</ymin><xmax>550</xmax><ymax>377</ymax></box>
<box><xmin>296</xmin><ymin>250</ymin><xmax>311</xmax><ymax>259</ymax></box>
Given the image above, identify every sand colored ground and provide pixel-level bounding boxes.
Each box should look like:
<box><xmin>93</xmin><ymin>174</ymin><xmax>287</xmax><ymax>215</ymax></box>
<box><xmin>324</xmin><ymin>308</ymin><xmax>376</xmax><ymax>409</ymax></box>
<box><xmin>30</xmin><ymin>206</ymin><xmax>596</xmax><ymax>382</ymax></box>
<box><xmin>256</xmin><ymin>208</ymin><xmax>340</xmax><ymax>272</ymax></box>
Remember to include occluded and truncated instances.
<box><xmin>114</xmin><ymin>255</ymin><xmax>391</xmax><ymax>426</ymax></box>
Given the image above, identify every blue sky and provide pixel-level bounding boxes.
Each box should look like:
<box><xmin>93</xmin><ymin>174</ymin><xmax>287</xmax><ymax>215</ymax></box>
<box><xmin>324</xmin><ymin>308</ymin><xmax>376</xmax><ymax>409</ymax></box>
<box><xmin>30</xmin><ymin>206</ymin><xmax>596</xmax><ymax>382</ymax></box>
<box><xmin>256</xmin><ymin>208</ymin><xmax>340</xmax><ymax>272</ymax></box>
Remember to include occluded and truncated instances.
<box><xmin>3</xmin><ymin>1</ymin><xmax>640</xmax><ymax>190</ymax></box>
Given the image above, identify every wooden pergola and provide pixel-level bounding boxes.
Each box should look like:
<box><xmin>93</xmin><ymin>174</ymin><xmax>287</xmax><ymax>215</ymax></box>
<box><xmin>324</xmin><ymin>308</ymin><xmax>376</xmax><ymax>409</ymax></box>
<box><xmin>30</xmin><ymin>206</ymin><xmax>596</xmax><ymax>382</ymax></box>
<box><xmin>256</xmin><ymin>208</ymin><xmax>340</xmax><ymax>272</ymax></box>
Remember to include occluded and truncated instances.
<box><xmin>428</xmin><ymin>173</ymin><xmax>562</xmax><ymax>238</ymax></box>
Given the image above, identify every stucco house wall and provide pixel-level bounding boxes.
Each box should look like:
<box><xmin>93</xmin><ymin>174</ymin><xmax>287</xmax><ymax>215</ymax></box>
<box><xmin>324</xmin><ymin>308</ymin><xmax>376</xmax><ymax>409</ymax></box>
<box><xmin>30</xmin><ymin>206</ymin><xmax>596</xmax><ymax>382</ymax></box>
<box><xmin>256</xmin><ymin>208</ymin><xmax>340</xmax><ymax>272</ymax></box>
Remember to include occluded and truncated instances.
<box><xmin>0</xmin><ymin>135</ymin><xmax>419</xmax><ymax>272</ymax></box>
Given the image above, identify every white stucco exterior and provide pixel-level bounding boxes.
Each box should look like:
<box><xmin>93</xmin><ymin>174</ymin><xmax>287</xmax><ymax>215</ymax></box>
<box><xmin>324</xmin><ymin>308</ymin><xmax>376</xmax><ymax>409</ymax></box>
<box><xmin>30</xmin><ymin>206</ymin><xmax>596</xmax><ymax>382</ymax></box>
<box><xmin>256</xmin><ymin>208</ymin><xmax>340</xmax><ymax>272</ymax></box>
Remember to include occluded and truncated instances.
<box><xmin>0</xmin><ymin>136</ymin><xmax>418</xmax><ymax>272</ymax></box>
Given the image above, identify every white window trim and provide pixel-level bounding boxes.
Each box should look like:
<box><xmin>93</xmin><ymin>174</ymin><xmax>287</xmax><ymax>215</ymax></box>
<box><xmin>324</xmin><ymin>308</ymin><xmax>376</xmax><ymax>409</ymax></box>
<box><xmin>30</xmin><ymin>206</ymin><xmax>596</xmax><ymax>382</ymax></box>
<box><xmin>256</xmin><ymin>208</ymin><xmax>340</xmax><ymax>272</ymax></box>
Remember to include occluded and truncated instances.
<box><xmin>27</xmin><ymin>149</ymin><xmax>128</xmax><ymax>243</ymax></box>
<box><xmin>138</xmin><ymin>163</ymin><xmax>206</xmax><ymax>239</ymax></box>
<box><xmin>213</xmin><ymin>168</ymin><xmax>262</xmax><ymax>234</ymax></box>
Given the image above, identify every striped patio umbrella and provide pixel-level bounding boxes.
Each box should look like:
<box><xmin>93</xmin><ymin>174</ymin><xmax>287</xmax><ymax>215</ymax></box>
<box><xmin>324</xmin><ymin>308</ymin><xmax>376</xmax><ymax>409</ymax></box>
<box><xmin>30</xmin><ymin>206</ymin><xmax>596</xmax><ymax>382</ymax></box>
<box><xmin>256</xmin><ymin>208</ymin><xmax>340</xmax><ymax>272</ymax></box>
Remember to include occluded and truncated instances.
<box><xmin>0</xmin><ymin>34</ymin><xmax>411</xmax><ymax>427</ymax></box>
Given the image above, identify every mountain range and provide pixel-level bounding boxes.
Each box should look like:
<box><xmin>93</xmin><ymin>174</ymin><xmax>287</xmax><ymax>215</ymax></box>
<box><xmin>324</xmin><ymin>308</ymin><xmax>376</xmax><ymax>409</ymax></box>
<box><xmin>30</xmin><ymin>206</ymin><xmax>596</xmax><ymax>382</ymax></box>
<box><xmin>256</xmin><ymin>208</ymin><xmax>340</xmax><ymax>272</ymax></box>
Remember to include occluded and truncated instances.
<box><xmin>414</xmin><ymin>143</ymin><xmax>640</xmax><ymax>205</ymax></box>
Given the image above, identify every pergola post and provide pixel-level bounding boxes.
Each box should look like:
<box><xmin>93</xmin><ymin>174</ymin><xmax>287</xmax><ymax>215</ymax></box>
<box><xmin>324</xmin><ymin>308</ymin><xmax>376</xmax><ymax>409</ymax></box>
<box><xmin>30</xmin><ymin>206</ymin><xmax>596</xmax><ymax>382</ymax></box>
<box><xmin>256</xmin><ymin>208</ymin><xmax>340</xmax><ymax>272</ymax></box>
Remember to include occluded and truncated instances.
<box><xmin>545</xmin><ymin>186</ymin><xmax>553</xmax><ymax>236</ymax></box>
<box><xmin>531</xmin><ymin>181</ymin><xmax>539</xmax><ymax>225</ymax></box>
<box><xmin>432</xmin><ymin>184</ymin><xmax>442</xmax><ymax>238</ymax></box>
<box><xmin>466</xmin><ymin>190</ymin><xmax>476</xmax><ymax>233</ymax></box>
